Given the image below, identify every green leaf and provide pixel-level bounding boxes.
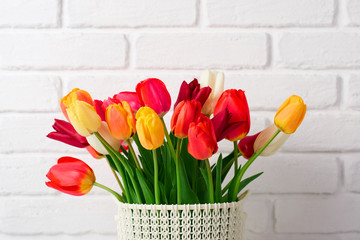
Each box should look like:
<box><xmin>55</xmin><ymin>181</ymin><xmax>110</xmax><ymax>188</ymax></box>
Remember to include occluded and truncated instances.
<box><xmin>215</xmin><ymin>154</ymin><xmax>223</xmax><ymax>202</ymax></box>
<box><xmin>179</xmin><ymin>159</ymin><xmax>200</xmax><ymax>204</ymax></box>
<box><xmin>236</xmin><ymin>172</ymin><xmax>263</xmax><ymax>196</ymax></box>
<box><xmin>159</xmin><ymin>182</ymin><xmax>168</xmax><ymax>204</ymax></box>
<box><xmin>220</xmin><ymin>151</ymin><xmax>235</xmax><ymax>183</ymax></box>
<box><xmin>105</xmin><ymin>155</ymin><xmax>117</xmax><ymax>172</ymax></box>
<box><xmin>226</xmin><ymin>165</ymin><xmax>242</xmax><ymax>202</ymax></box>
<box><xmin>135</xmin><ymin>169</ymin><xmax>155</xmax><ymax>204</ymax></box>
<box><xmin>132</xmin><ymin>134</ymin><xmax>153</xmax><ymax>176</ymax></box>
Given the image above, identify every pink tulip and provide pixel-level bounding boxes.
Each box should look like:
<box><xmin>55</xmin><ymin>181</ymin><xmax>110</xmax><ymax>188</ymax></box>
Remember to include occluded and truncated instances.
<box><xmin>136</xmin><ymin>78</ymin><xmax>171</xmax><ymax>117</ymax></box>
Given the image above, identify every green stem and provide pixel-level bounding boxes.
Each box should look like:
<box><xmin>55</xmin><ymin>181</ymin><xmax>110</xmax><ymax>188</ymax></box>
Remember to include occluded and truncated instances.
<box><xmin>231</xmin><ymin>129</ymin><xmax>281</xmax><ymax>201</ymax></box>
<box><xmin>127</xmin><ymin>139</ymin><xmax>142</xmax><ymax>173</ymax></box>
<box><xmin>161</xmin><ymin>118</ymin><xmax>177</xmax><ymax>161</ymax></box>
<box><xmin>221</xmin><ymin>180</ymin><xmax>231</xmax><ymax>195</ymax></box>
<box><xmin>233</xmin><ymin>140</ymin><xmax>238</xmax><ymax>175</ymax></box>
<box><xmin>205</xmin><ymin>159</ymin><xmax>214</xmax><ymax>203</ymax></box>
<box><xmin>93</xmin><ymin>182</ymin><xmax>123</xmax><ymax>202</ymax></box>
<box><xmin>175</xmin><ymin>139</ymin><xmax>183</xmax><ymax>204</ymax></box>
<box><xmin>94</xmin><ymin>132</ymin><xmax>143</xmax><ymax>203</ymax></box>
<box><xmin>104</xmin><ymin>155</ymin><xmax>125</xmax><ymax>194</ymax></box>
<box><xmin>152</xmin><ymin>150</ymin><xmax>160</xmax><ymax>204</ymax></box>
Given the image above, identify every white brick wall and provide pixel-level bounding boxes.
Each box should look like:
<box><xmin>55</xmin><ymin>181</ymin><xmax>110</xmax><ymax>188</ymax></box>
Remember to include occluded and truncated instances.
<box><xmin>0</xmin><ymin>0</ymin><xmax>359</xmax><ymax>239</ymax></box>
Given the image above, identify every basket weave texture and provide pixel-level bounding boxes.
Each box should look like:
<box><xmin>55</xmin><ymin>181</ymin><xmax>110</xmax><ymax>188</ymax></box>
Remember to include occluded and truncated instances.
<box><xmin>115</xmin><ymin>198</ymin><xmax>247</xmax><ymax>240</ymax></box>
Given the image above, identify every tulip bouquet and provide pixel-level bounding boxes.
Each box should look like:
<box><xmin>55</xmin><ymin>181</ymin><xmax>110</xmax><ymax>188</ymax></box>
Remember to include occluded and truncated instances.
<box><xmin>46</xmin><ymin>70</ymin><xmax>306</xmax><ymax>206</ymax></box>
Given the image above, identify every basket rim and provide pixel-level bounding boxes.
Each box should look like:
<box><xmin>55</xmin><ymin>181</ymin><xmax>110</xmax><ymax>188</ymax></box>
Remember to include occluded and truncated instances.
<box><xmin>116</xmin><ymin>190</ymin><xmax>250</xmax><ymax>210</ymax></box>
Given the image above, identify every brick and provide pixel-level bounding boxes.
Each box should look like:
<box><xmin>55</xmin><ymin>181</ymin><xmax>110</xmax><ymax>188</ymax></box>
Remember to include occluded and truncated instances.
<box><xmin>282</xmin><ymin>112</ymin><xmax>360</xmax><ymax>152</ymax></box>
<box><xmin>246</xmin><ymin>153</ymin><xmax>338</xmax><ymax>193</ymax></box>
<box><xmin>343</xmin><ymin>154</ymin><xmax>360</xmax><ymax>193</ymax></box>
<box><xmin>346</xmin><ymin>75</ymin><xmax>360</xmax><ymax>109</ymax></box>
<box><xmin>0</xmin><ymin>234</ymin><xmax>116</xmax><ymax>240</ymax></box>
<box><xmin>207</xmin><ymin>0</ymin><xmax>334</xmax><ymax>27</ymax></box>
<box><xmin>66</xmin><ymin>0</ymin><xmax>196</xmax><ymax>28</ymax></box>
<box><xmin>246</xmin><ymin>233</ymin><xmax>360</xmax><ymax>240</ymax></box>
<box><xmin>0</xmin><ymin>114</ymin><xmax>84</xmax><ymax>153</ymax></box>
<box><xmin>64</xmin><ymin>73</ymin><xmax>196</xmax><ymax>102</ymax></box>
<box><xmin>226</xmin><ymin>74</ymin><xmax>339</xmax><ymax>110</ymax></box>
<box><xmin>0</xmin><ymin>154</ymin><xmax>119</xmax><ymax>195</ymax></box>
<box><xmin>136</xmin><ymin>33</ymin><xmax>268</xmax><ymax>69</ymax></box>
<box><xmin>244</xmin><ymin>199</ymin><xmax>270</xmax><ymax>233</ymax></box>
<box><xmin>0</xmin><ymin>76</ymin><xmax>61</xmax><ymax>112</ymax></box>
<box><xmin>347</xmin><ymin>0</ymin><xmax>360</xmax><ymax>26</ymax></box>
<box><xmin>0</xmin><ymin>34</ymin><xmax>127</xmax><ymax>70</ymax></box>
<box><xmin>0</xmin><ymin>196</ymin><xmax>117</xmax><ymax>234</ymax></box>
<box><xmin>277</xmin><ymin>33</ymin><xmax>360</xmax><ymax>69</ymax></box>
<box><xmin>0</xmin><ymin>0</ymin><xmax>59</xmax><ymax>28</ymax></box>
<box><xmin>275</xmin><ymin>197</ymin><xmax>360</xmax><ymax>233</ymax></box>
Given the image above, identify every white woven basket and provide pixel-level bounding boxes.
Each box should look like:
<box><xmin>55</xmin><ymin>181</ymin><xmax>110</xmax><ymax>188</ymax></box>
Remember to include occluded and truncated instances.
<box><xmin>115</xmin><ymin>194</ymin><xmax>248</xmax><ymax>240</ymax></box>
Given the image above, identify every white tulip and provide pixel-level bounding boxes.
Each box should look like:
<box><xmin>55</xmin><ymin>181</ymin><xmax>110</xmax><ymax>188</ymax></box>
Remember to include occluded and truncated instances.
<box><xmin>86</xmin><ymin>122</ymin><xmax>122</xmax><ymax>155</ymax></box>
<box><xmin>254</xmin><ymin>124</ymin><xmax>290</xmax><ymax>156</ymax></box>
<box><xmin>200</xmin><ymin>70</ymin><xmax>224</xmax><ymax>116</ymax></box>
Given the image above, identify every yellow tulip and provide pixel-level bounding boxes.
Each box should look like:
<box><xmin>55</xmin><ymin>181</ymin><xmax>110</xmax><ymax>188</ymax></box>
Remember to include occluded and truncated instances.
<box><xmin>135</xmin><ymin>107</ymin><xmax>164</xmax><ymax>150</ymax></box>
<box><xmin>274</xmin><ymin>95</ymin><xmax>306</xmax><ymax>134</ymax></box>
<box><xmin>66</xmin><ymin>100</ymin><xmax>101</xmax><ymax>137</ymax></box>
<box><xmin>60</xmin><ymin>88</ymin><xmax>94</xmax><ymax>121</ymax></box>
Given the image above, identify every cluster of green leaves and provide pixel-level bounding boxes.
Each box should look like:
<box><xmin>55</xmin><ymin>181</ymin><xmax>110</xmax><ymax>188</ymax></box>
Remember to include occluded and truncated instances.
<box><xmin>103</xmin><ymin>133</ymin><xmax>262</xmax><ymax>204</ymax></box>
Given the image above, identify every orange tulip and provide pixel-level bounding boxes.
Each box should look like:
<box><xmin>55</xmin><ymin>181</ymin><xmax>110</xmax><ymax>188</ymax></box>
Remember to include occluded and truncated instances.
<box><xmin>171</xmin><ymin>100</ymin><xmax>202</xmax><ymax>139</ymax></box>
<box><xmin>274</xmin><ymin>95</ymin><xmax>306</xmax><ymax>134</ymax></box>
<box><xmin>106</xmin><ymin>101</ymin><xmax>136</xmax><ymax>140</ymax></box>
<box><xmin>46</xmin><ymin>157</ymin><xmax>95</xmax><ymax>196</ymax></box>
<box><xmin>60</xmin><ymin>88</ymin><xmax>94</xmax><ymax>121</ymax></box>
<box><xmin>135</xmin><ymin>107</ymin><xmax>165</xmax><ymax>150</ymax></box>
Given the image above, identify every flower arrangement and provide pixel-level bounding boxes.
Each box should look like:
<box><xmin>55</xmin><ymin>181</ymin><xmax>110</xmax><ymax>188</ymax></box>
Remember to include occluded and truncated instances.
<box><xmin>46</xmin><ymin>70</ymin><xmax>306</xmax><ymax>205</ymax></box>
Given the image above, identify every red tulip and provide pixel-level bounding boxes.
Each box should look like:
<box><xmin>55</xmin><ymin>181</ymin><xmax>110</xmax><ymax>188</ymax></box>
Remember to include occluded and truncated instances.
<box><xmin>188</xmin><ymin>114</ymin><xmax>218</xmax><ymax>160</ymax></box>
<box><xmin>238</xmin><ymin>133</ymin><xmax>261</xmax><ymax>159</ymax></box>
<box><xmin>114</xmin><ymin>91</ymin><xmax>141</xmax><ymax>113</ymax></box>
<box><xmin>47</xmin><ymin>119</ymin><xmax>88</xmax><ymax>148</ymax></box>
<box><xmin>211</xmin><ymin>107</ymin><xmax>246</xmax><ymax>142</ymax></box>
<box><xmin>136</xmin><ymin>78</ymin><xmax>171</xmax><ymax>117</ymax></box>
<box><xmin>171</xmin><ymin>100</ymin><xmax>202</xmax><ymax>139</ymax></box>
<box><xmin>174</xmin><ymin>79</ymin><xmax>211</xmax><ymax>109</ymax></box>
<box><xmin>214</xmin><ymin>89</ymin><xmax>250</xmax><ymax>141</ymax></box>
<box><xmin>45</xmin><ymin>157</ymin><xmax>95</xmax><ymax>196</ymax></box>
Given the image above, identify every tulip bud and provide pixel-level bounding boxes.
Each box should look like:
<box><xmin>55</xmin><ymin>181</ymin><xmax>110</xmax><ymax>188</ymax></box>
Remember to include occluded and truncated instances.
<box><xmin>200</xmin><ymin>70</ymin><xmax>224</xmax><ymax>116</ymax></box>
<box><xmin>188</xmin><ymin>114</ymin><xmax>218</xmax><ymax>160</ymax></box>
<box><xmin>135</xmin><ymin>107</ymin><xmax>165</xmax><ymax>150</ymax></box>
<box><xmin>171</xmin><ymin>100</ymin><xmax>202</xmax><ymax>139</ymax></box>
<box><xmin>238</xmin><ymin>133</ymin><xmax>261</xmax><ymax>159</ymax></box>
<box><xmin>254</xmin><ymin>124</ymin><xmax>290</xmax><ymax>156</ymax></box>
<box><xmin>136</xmin><ymin>78</ymin><xmax>171</xmax><ymax>117</ymax></box>
<box><xmin>47</xmin><ymin>119</ymin><xmax>88</xmax><ymax>148</ymax></box>
<box><xmin>86</xmin><ymin>122</ymin><xmax>122</xmax><ymax>155</ymax></box>
<box><xmin>106</xmin><ymin>102</ymin><xmax>136</xmax><ymax>140</ymax></box>
<box><xmin>46</xmin><ymin>157</ymin><xmax>95</xmax><ymax>196</ymax></box>
<box><xmin>214</xmin><ymin>89</ymin><xmax>250</xmax><ymax>141</ymax></box>
<box><xmin>66</xmin><ymin>100</ymin><xmax>102</xmax><ymax>137</ymax></box>
<box><xmin>274</xmin><ymin>95</ymin><xmax>306</xmax><ymax>134</ymax></box>
<box><xmin>174</xmin><ymin>79</ymin><xmax>211</xmax><ymax>109</ymax></box>
<box><xmin>60</xmin><ymin>88</ymin><xmax>94</xmax><ymax>121</ymax></box>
